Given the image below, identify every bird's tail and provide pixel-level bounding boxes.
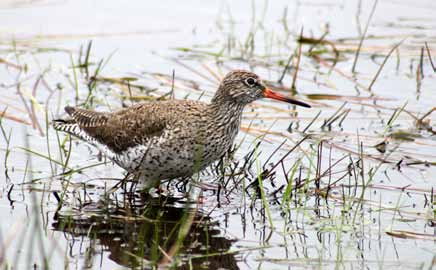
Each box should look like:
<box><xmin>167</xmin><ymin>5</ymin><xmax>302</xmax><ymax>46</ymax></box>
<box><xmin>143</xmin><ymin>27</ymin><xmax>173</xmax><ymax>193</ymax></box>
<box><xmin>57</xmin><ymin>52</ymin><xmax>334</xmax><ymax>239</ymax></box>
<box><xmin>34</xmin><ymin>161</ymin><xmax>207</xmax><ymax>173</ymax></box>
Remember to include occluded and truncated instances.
<box><xmin>52</xmin><ymin>107</ymin><xmax>119</xmax><ymax>162</ymax></box>
<box><xmin>52</xmin><ymin>118</ymin><xmax>90</xmax><ymax>142</ymax></box>
<box><xmin>53</xmin><ymin>106</ymin><xmax>108</xmax><ymax>139</ymax></box>
<box><xmin>52</xmin><ymin>118</ymin><xmax>77</xmax><ymax>133</ymax></box>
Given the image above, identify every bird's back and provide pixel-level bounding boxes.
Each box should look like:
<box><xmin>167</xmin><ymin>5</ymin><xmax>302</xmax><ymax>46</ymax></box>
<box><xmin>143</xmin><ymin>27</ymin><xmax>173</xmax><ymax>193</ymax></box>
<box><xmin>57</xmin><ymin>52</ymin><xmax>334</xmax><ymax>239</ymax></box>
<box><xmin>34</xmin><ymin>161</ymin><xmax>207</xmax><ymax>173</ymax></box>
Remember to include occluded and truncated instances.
<box><xmin>53</xmin><ymin>100</ymin><xmax>219</xmax><ymax>179</ymax></box>
<box><xmin>55</xmin><ymin>100</ymin><xmax>207</xmax><ymax>149</ymax></box>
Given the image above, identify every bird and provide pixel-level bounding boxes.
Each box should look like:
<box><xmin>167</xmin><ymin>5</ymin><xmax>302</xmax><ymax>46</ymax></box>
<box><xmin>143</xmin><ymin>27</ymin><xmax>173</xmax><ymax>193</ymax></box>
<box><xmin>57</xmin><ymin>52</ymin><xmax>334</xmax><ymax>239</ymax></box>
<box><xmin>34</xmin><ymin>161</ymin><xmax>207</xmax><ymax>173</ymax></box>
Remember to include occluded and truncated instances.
<box><xmin>53</xmin><ymin>70</ymin><xmax>310</xmax><ymax>187</ymax></box>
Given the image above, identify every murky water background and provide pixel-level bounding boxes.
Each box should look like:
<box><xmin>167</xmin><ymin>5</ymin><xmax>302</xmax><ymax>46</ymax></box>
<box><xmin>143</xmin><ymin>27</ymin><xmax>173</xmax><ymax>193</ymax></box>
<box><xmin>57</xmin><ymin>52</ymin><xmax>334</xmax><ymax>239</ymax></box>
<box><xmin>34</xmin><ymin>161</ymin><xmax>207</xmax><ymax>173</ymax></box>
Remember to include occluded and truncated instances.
<box><xmin>1</xmin><ymin>0</ymin><xmax>435</xmax><ymax>269</ymax></box>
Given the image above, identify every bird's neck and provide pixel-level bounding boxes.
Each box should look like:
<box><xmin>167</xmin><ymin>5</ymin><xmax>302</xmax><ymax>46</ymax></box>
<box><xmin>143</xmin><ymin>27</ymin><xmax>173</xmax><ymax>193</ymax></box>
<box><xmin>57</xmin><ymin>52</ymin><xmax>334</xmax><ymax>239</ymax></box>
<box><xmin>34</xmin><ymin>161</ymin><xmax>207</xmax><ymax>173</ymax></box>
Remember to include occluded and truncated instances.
<box><xmin>208</xmin><ymin>96</ymin><xmax>245</xmax><ymax>126</ymax></box>
<box><xmin>204</xmin><ymin>91</ymin><xmax>246</xmax><ymax>156</ymax></box>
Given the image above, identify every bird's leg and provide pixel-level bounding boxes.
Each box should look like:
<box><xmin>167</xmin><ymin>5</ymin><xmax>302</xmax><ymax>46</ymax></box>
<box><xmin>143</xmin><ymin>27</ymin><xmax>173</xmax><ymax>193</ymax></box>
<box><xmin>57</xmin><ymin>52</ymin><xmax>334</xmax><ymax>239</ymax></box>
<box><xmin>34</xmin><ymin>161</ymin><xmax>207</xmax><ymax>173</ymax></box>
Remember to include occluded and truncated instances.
<box><xmin>133</xmin><ymin>174</ymin><xmax>163</xmax><ymax>196</ymax></box>
<box><xmin>107</xmin><ymin>172</ymin><xmax>133</xmax><ymax>194</ymax></box>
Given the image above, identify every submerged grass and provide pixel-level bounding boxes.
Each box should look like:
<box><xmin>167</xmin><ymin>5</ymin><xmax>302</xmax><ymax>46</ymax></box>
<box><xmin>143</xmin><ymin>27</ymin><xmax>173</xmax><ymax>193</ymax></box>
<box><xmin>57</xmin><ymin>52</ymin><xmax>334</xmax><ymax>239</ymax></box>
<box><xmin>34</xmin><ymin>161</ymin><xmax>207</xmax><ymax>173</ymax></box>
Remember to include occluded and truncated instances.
<box><xmin>351</xmin><ymin>0</ymin><xmax>378</xmax><ymax>73</ymax></box>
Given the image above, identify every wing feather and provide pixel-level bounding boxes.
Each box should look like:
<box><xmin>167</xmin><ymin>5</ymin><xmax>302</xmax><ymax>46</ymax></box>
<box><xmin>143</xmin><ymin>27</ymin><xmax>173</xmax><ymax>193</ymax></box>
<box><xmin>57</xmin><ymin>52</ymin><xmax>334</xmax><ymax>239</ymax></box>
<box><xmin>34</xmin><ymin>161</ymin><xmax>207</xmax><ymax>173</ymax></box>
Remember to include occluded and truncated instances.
<box><xmin>54</xmin><ymin>103</ymin><xmax>172</xmax><ymax>153</ymax></box>
<box><xmin>54</xmin><ymin>100</ymin><xmax>205</xmax><ymax>154</ymax></box>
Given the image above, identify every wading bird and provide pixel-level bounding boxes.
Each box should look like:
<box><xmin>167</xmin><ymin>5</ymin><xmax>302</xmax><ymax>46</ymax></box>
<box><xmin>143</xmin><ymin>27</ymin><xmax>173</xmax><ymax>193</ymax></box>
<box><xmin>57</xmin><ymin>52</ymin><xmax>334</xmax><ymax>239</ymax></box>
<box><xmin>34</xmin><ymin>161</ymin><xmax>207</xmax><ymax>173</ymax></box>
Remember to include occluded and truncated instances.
<box><xmin>53</xmin><ymin>70</ymin><xmax>310</xmax><ymax>187</ymax></box>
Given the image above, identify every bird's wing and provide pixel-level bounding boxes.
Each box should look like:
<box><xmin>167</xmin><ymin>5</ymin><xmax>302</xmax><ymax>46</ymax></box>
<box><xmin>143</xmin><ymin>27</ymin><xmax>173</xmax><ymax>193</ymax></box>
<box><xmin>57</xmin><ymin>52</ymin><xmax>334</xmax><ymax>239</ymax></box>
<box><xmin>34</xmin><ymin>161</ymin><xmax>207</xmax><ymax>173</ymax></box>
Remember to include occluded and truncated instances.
<box><xmin>54</xmin><ymin>103</ymin><xmax>172</xmax><ymax>153</ymax></box>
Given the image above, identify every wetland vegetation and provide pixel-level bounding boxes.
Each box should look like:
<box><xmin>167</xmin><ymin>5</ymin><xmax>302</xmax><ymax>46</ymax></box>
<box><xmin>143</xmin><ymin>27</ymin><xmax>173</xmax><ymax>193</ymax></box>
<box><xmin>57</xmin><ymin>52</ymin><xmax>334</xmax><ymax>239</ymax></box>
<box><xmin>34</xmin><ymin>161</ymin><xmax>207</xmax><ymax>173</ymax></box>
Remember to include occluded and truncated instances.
<box><xmin>0</xmin><ymin>0</ymin><xmax>435</xmax><ymax>269</ymax></box>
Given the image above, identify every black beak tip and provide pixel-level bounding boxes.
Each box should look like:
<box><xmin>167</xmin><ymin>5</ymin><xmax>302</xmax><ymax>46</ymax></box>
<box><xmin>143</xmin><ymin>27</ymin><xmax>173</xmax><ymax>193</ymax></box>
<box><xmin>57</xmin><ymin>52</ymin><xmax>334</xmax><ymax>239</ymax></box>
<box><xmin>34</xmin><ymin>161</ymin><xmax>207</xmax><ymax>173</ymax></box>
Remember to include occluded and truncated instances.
<box><xmin>295</xmin><ymin>100</ymin><xmax>311</xmax><ymax>108</ymax></box>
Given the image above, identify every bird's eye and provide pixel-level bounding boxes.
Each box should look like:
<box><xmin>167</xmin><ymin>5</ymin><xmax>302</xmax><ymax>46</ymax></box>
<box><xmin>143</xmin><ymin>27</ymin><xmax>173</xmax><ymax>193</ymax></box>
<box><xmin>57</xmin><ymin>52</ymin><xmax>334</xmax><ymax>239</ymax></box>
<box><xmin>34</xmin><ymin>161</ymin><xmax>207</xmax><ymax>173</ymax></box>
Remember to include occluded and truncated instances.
<box><xmin>245</xmin><ymin>77</ymin><xmax>257</xmax><ymax>87</ymax></box>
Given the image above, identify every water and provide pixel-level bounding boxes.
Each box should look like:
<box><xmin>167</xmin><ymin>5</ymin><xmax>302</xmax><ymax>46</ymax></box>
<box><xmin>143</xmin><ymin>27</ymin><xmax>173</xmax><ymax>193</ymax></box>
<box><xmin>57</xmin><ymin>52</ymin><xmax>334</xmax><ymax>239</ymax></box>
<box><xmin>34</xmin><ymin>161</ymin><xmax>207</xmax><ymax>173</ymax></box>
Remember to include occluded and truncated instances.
<box><xmin>0</xmin><ymin>0</ymin><xmax>435</xmax><ymax>269</ymax></box>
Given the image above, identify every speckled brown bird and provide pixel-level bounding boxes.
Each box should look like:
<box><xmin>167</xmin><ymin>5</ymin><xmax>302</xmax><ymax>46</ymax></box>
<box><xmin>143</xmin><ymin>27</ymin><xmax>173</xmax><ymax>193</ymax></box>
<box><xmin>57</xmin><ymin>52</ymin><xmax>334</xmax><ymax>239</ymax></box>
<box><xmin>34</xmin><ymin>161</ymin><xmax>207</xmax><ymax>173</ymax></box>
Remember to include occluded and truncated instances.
<box><xmin>53</xmin><ymin>70</ymin><xmax>310</xmax><ymax>186</ymax></box>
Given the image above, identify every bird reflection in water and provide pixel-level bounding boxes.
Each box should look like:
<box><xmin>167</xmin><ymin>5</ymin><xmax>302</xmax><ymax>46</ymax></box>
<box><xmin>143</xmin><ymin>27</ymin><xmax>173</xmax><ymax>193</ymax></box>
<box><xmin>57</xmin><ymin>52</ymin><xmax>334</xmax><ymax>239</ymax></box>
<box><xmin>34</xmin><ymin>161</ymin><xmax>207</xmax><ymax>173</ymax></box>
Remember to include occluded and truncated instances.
<box><xmin>52</xmin><ymin>192</ymin><xmax>238</xmax><ymax>269</ymax></box>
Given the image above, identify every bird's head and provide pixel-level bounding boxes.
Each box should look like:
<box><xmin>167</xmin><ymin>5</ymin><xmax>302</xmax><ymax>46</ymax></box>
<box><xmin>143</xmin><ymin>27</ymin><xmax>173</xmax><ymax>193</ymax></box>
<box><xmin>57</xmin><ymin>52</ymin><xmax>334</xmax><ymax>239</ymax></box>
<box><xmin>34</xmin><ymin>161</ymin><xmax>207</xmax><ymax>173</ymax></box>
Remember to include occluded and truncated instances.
<box><xmin>215</xmin><ymin>70</ymin><xmax>311</xmax><ymax>108</ymax></box>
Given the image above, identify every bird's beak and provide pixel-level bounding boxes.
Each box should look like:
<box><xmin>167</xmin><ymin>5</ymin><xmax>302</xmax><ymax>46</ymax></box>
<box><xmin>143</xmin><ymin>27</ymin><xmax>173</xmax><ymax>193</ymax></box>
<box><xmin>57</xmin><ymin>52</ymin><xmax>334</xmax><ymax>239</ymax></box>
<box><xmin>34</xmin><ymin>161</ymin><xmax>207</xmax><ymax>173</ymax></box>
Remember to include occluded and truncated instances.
<box><xmin>263</xmin><ymin>88</ymin><xmax>311</xmax><ymax>108</ymax></box>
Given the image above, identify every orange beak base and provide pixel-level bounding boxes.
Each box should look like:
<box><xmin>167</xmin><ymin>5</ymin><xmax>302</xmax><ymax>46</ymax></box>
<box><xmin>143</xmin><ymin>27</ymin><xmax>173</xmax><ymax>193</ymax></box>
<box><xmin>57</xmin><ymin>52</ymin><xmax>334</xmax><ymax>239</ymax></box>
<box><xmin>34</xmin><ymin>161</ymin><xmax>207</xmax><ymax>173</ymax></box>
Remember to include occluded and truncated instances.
<box><xmin>263</xmin><ymin>88</ymin><xmax>311</xmax><ymax>108</ymax></box>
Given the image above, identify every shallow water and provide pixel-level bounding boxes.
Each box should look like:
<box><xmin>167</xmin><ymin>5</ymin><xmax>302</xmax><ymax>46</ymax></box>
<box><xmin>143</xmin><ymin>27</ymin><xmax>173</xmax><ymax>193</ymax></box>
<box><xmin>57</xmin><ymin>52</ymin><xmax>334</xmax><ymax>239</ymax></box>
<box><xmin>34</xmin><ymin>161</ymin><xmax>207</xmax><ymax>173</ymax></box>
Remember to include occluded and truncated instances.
<box><xmin>0</xmin><ymin>0</ymin><xmax>435</xmax><ymax>269</ymax></box>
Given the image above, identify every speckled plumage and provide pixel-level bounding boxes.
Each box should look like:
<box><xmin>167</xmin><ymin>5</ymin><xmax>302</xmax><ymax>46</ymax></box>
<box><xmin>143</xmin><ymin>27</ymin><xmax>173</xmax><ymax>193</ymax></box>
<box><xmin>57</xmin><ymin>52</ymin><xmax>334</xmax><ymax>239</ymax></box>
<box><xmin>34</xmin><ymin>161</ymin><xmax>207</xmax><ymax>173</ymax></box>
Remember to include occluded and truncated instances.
<box><xmin>53</xmin><ymin>70</ymin><xmax>310</xmax><ymax>185</ymax></box>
